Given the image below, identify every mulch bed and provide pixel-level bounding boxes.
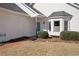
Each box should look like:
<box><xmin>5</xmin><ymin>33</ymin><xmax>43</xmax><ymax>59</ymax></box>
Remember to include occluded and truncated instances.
<box><xmin>0</xmin><ymin>41</ymin><xmax>22</xmax><ymax>48</ymax></box>
<box><xmin>36</xmin><ymin>37</ymin><xmax>79</xmax><ymax>44</ymax></box>
<box><xmin>0</xmin><ymin>36</ymin><xmax>79</xmax><ymax>49</ymax></box>
<box><xmin>0</xmin><ymin>36</ymin><xmax>36</xmax><ymax>48</ymax></box>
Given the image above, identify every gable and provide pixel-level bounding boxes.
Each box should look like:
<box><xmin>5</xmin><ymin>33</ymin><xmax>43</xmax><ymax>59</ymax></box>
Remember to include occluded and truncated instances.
<box><xmin>34</xmin><ymin>3</ymin><xmax>79</xmax><ymax>17</ymax></box>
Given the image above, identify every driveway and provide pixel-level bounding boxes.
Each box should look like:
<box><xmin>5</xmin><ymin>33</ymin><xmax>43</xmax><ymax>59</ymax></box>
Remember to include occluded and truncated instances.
<box><xmin>0</xmin><ymin>40</ymin><xmax>79</xmax><ymax>56</ymax></box>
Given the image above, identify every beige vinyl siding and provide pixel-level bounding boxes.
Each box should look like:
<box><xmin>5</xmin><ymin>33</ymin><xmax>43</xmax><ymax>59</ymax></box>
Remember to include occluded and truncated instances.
<box><xmin>0</xmin><ymin>8</ymin><xmax>36</xmax><ymax>42</ymax></box>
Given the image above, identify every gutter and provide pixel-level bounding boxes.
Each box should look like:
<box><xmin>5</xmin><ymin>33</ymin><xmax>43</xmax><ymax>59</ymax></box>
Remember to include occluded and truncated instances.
<box><xmin>67</xmin><ymin>3</ymin><xmax>79</xmax><ymax>10</ymax></box>
<box><xmin>15</xmin><ymin>3</ymin><xmax>39</xmax><ymax>17</ymax></box>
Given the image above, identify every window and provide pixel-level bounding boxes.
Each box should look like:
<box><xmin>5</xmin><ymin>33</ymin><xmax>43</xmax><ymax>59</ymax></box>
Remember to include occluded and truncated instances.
<box><xmin>64</xmin><ymin>21</ymin><xmax>68</xmax><ymax>31</ymax></box>
<box><xmin>49</xmin><ymin>22</ymin><xmax>51</xmax><ymax>31</ymax></box>
<box><xmin>54</xmin><ymin>21</ymin><xmax>60</xmax><ymax>26</ymax></box>
<box><xmin>43</xmin><ymin>21</ymin><xmax>45</xmax><ymax>24</ymax></box>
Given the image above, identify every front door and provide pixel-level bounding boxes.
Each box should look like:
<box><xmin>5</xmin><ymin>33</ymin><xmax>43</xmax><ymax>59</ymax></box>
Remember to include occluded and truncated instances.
<box><xmin>53</xmin><ymin>20</ymin><xmax>60</xmax><ymax>36</ymax></box>
<box><xmin>37</xmin><ymin>22</ymin><xmax>40</xmax><ymax>31</ymax></box>
<box><xmin>54</xmin><ymin>21</ymin><xmax>60</xmax><ymax>32</ymax></box>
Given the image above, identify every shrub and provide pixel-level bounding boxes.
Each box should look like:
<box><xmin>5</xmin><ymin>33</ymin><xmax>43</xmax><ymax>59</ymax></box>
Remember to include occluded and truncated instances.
<box><xmin>0</xmin><ymin>42</ymin><xmax>5</xmax><ymax>46</ymax></box>
<box><xmin>37</xmin><ymin>30</ymin><xmax>48</xmax><ymax>38</ymax></box>
<box><xmin>60</xmin><ymin>31</ymin><xmax>79</xmax><ymax>41</ymax></box>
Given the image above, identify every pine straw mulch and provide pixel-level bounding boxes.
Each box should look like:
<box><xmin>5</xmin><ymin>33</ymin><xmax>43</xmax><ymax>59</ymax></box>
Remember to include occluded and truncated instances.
<box><xmin>35</xmin><ymin>37</ymin><xmax>79</xmax><ymax>44</ymax></box>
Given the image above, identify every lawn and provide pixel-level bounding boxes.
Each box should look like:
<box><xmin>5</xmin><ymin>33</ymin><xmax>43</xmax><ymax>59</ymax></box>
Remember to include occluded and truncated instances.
<box><xmin>0</xmin><ymin>39</ymin><xmax>79</xmax><ymax>56</ymax></box>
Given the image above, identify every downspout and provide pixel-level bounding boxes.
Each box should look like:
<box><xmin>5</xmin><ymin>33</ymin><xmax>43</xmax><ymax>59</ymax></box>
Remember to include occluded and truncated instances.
<box><xmin>35</xmin><ymin>16</ymin><xmax>38</xmax><ymax>37</ymax></box>
<box><xmin>22</xmin><ymin>3</ymin><xmax>39</xmax><ymax>37</ymax></box>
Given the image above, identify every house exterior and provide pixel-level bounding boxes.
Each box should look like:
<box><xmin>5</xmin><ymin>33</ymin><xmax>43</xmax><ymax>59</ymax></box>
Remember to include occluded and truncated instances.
<box><xmin>0</xmin><ymin>3</ymin><xmax>79</xmax><ymax>42</ymax></box>
<box><xmin>34</xmin><ymin>3</ymin><xmax>79</xmax><ymax>36</ymax></box>
<box><xmin>0</xmin><ymin>3</ymin><xmax>37</xmax><ymax>42</ymax></box>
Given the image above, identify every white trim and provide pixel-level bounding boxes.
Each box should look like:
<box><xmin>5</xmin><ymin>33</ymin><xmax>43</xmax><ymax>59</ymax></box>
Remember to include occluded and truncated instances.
<box><xmin>0</xmin><ymin>7</ymin><xmax>29</xmax><ymax>17</ymax></box>
<box><xmin>22</xmin><ymin>3</ymin><xmax>37</xmax><ymax>14</ymax></box>
<box><xmin>15</xmin><ymin>3</ymin><xmax>39</xmax><ymax>17</ymax></box>
<box><xmin>70</xmin><ymin>3</ymin><xmax>79</xmax><ymax>8</ymax></box>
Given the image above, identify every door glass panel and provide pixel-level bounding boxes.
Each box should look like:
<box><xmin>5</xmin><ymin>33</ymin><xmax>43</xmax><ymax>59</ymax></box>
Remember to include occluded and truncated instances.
<box><xmin>54</xmin><ymin>21</ymin><xmax>60</xmax><ymax>32</ymax></box>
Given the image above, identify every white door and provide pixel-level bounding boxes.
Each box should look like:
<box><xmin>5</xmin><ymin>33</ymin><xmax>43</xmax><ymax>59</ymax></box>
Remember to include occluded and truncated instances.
<box><xmin>48</xmin><ymin>18</ymin><xmax>63</xmax><ymax>36</ymax></box>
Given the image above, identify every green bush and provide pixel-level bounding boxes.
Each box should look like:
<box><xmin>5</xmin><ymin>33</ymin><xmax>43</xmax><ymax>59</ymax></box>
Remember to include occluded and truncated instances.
<box><xmin>37</xmin><ymin>30</ymin><xmax>48</xmax><ymax>38</ymax></box>
<box><xmin>60</xmin><ymin>31</ymin><xmax>79</xmax><ymax>41</ymax></box>
<box><xmin>0</xmin><ymin>42</ymin><xmax>5</xmax><ymax>46</ymax></box>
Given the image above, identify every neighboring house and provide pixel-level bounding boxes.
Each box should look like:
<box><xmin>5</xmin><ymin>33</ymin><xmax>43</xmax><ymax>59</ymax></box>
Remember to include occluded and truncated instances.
<box><xmin>0</xmin><ymin>3</ymin><xmax>79</xmax><ymax>42</ymax></box>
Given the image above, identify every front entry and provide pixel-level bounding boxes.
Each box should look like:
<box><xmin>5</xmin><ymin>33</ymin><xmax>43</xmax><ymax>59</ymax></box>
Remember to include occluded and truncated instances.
<box><xmin>48</xmin><ymin>18</ymin><xmax>69</xmax><ymax>36</ymax></box>
<box><xmin>52</xmin><ymin>19</ymin><xmax>62</xmax><ymax>36</ymax></box>
<box><xmin>48</xmin><ymin>18</ymin><xmax>63</xmax><ymax>36</ymax></box>
<box><xmin>54</xmin><ymin>21</ymin><xmax>60</xmax><ymax>32</ymax></box>
<box><xmin>36</xmin><ymin>22</ymin><xmax>40</xmax><ymax>31</ymax></box>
